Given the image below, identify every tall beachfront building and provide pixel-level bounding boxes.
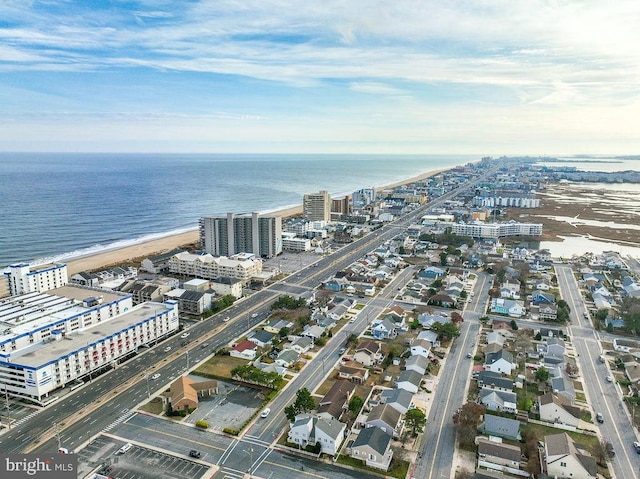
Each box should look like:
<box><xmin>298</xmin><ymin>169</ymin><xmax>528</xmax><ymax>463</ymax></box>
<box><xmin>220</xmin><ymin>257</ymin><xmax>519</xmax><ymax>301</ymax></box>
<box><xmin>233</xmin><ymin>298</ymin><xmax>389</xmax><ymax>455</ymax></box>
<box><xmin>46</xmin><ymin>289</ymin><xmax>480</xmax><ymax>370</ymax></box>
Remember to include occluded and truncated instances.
<box><xmin>0</xmin><ymin>285</ymin><xmax>179</xmax><ymax>404</ymax></box>
<box><xmin>303</xmin><ymin>190</ymin><xmax>331</xmax><ymax>222</ymax></box>
<box><xmin>199</xmin><ymin>212</ymin><xmax>282</xmax><ymax>258</ymax></box>
<box><xmin>5</xmin><ymin>263</ymin><xmax>68</xmax><ymax>296</ymax></box>
<box><xmin>352</xmin><ymin>188</ymin><xmax>376</xmax><ymax>210</ymax></box>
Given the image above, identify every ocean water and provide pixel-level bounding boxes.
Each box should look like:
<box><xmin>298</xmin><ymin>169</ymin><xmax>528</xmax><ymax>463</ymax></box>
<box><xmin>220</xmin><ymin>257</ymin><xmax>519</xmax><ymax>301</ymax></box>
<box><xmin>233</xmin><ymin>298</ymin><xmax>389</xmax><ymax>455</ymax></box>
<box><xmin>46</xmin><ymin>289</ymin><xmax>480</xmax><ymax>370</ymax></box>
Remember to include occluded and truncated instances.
<box><xmin>0</xmin><ymin>153</ymin><xmax>475</xmax><ymax>268</ymax></box>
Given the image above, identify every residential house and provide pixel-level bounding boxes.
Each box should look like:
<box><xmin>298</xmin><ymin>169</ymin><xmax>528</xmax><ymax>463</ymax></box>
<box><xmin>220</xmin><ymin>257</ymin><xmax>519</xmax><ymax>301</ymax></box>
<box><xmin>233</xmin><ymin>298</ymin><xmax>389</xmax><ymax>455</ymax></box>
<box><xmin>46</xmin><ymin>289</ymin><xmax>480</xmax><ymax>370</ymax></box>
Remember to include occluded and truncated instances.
<box><xmin>538</xmin><ymin>393</ymin><xmax>581</xmax><ymax>427</ymax></box>
<box><xmin>371</xmin><ymin>318</ymin><xmax>397</xmax><ymax>340</ymax></box>
<box><xmin>532</xmin><ymin>291</ymin><xmax>556</xmax><ymax>305</ymax></box>
<box><xmin>546</xmin><ymin>337</ymin><xmax>566</xmax><ymax>358</ymax></box>
<box><xmin>490</xmin><ymin>298</ymin><xmax>525</xmax><ymax>318</ymax></box>
<box><xmin>479</xmin><ymin>414</ymin><xmax>521</xmax><ymax>441</ymax></box>
<box><xmin>317</xmin><ymin>380</ymin><xmax>356</xmax><ymax>420</ymax></box>
<box><xmin>429</xmin><ymin>293</ymin><xmax>455</xmax><ymax>307</ymax></box>
<box><xmin>395</xmin><ymin>369</ymin><xmax>423</xmax><ymax>394</ymax></box>
<box><xmin>264</xmin><ymin>319</ymin><xmax>294</xmax><ymax>334</ymax></box>
<box><xmin>476</xmin><ymin>371</ymin><xmax>514</xmax><ymax>392</ymax></box>
<box><xmin>315</xmin><ymin>417</ymin><xmax>346</xmax><ymax>456</ymax></box>
<box><xmin>350</xmin><ymin>426</ymin><xmax>393</xmax><ymax>471</ymax></box>
<box><xmin>248</xmin><ymin>329</ymin><xmax>276</xmax><ymax>348</ymax></box>
<box><xmin>379</xmin><ymin>388</ymin><xmax>414</xmax><ymax>415</ymax></box>
<box><xmin>479</xmin><ymin>387</ymin><xmax>517</xmax><ymax>414</ymax></box>
<box><xmin>539</xmin><ymin>327</ymin><xmax>563</xmax><ymax>340</ymax></box>
<box><xmin>417</xmin><ymin>330</ymin><xmax>439</xmax><ymax>346</ymax></box>
<box><xmin>275</xmin><ymin>349</ymin><xmax>299</xmax><ymax>368</ymax></box>
<box><xmin>354</xmin><ymin>340</ymin><xmax>384</xmax><ymax>367</ymax></box>
<box><xmin>230</xmin><ymin>340</ymin><xmax>258</xmax><ymax>360</ymax></box>
<box><xmin>486</xmin><ymin>332</ymin><xmax>506</xmax><ymax>348</ymax></box>
<box><xmin>405</xmin><ymin>355</ymin><xmax>429</xmax><ymax>376</ymax></box>
<box><xmin>544</xmin><ymin>433</ymin><xmax>597</xmax><ymax>479</ymax></box>
<box><xmin>418</xmin><ymin>313</ymin><xmax>452</xmax><ymax>329</ymax></box>
<box><xmin>323</xmin><ymin>277</ymin><xmax>350</xmax><ymax>292</ymax></box>
<box><xmin>380</xmin><ymin>312</ymin><xmax>407</xmax><ymax>331</ymax></box>
<box><xmin>410</xmin><ymin>339</ymin><xmax>432</xmax><ymax>359</ymax></box>
<box><xmin>287</xmin><ymin>414</ymin><xmax>346</xmax><ymax>456</ymax></box>
<box><xmin>550</xmin><ymin>375</ymin><xmax>575</xmax><ymax>403</ymax></box>
<box><xmin>339</xmin><ymin>361</ymin><xmax>370</xmax><ymax>384</ymax></box>
<box><xmin>301</xmin><ymin>325</ymin><xmax>325</xmax><ymax>341</ymax></box>
<box><xmin>477</xmin><ymin>439</ymin><xmax>523</xmax><ymax>473</ymax></box>
<box><xmin>366</xmin><ymin>404</ymin><xmax>403</xmax><ymax>438</ymax></box>
<box><xmin>289</xmin><ymin>336</ymin><xmax>313</xmax><ymax>354</ymax></box>
<box><xmin>484</xmin><ymin>349</ymin><xmax>515</xmax><ymax>375</ymax></box>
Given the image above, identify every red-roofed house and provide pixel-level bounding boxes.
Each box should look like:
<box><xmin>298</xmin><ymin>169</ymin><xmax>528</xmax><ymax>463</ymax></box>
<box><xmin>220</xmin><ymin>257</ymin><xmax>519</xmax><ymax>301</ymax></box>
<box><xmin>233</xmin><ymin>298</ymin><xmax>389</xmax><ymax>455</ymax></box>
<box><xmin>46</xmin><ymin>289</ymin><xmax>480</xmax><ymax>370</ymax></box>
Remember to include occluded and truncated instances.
<box><xmin>230</xmin><ymin>340</ymin><xmax>258</xmax><ymax>360</ymax></box>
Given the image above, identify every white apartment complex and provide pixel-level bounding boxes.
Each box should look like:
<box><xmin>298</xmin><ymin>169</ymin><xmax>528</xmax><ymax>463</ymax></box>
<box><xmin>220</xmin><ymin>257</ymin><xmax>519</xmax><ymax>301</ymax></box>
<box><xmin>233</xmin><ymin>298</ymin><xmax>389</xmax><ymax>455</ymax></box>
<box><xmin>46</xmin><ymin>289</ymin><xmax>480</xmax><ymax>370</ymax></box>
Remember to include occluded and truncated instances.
<box><xmin>0</xmin><ymin>285</ymin><xmax>179</xmax><ymax>404</ymax></box>
<box><xmin>199</xmin><ymin>212</ymin><xmax>282</xmax><ymax>258</ymax></box>
<box><xmin>303</xmin><ymin>190</ymin><xmax>331</xmax><ymax>222</ymax></box>
<box><xmin>281</xmin><ymin>233</ymin><xmax>312</xmax><ymax>252</ymax></box>
<box><xmin>167</xmin><ymin>251</ymin><xmax>263</xmax><ymax>284</ymax></box>
<box><xmin>438</xmin><ymin>220</ymin><xmax>543</xmax><ymax>239</ymax></box>
<box><xmin>5</xmin><ymin>263</ymin><xmax>68</xmax><ymax>296</ymax></box>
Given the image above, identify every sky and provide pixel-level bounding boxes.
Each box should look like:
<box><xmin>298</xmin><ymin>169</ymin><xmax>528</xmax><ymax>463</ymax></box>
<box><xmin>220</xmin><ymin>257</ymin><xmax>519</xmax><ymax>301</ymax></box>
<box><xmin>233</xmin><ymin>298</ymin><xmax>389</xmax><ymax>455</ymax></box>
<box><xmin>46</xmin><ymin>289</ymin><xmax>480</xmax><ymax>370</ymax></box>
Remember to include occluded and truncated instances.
<box><xmin>1</xmin><ymin>1</ymin><xmax>639</xmax><ymax>155</ymax></box>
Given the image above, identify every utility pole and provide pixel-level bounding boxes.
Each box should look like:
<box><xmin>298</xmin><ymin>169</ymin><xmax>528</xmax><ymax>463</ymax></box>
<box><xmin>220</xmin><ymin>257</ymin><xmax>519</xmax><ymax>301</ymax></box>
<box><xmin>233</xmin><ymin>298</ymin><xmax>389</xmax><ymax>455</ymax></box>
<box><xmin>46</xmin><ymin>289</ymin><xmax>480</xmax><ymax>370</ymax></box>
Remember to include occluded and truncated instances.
<box><xmin>145</xmin><ymin>371</ymin><xmax>151</xmax><ymax>398</ymax></box>
<box><xmin>54</xmin><ymin>422</ymin><xmax>61</xmax><ymax>450</ymax></box>
<box><xmin>186</xmin><ymin>350</ymin><xmax>190</xmax><ymax>371</ymax></box>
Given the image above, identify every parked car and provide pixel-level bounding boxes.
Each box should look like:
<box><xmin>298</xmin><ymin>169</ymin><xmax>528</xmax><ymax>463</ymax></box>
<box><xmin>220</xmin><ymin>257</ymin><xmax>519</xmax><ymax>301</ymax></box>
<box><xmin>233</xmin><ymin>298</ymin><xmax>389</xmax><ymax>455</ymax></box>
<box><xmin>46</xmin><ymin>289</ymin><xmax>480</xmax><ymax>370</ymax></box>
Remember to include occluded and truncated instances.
<box><xmin>595</xmin><ymin>413</ymin><xmax>604</xmax><ymax>424</ymax></box>
<box><xmin>606</xmin><ymin>376</ymin><xmax>613</xmax><ymax>383</ymax></box>
<box><xmin>189</xmin><ymin>450</ymin><xmax>202</xmax><ymax>459</ymax></box>
<box><xmin>605</xmin><ymin>442</ymin><xmax>615</xmax><ymax>457</ymax></box>
<box><xmin>117</xmin><ymin>443</ymin><xmax>133</xmax><ymax>455</ymax></box>
<box><xmin>633</xmin><ymin>441</ymin><xmax>640</xmax><ymax>454</ymax></box>
<box><xmin>338</xmin><ymin>347</ymin><xmax>346</xmax><ymax>354</ymax></box>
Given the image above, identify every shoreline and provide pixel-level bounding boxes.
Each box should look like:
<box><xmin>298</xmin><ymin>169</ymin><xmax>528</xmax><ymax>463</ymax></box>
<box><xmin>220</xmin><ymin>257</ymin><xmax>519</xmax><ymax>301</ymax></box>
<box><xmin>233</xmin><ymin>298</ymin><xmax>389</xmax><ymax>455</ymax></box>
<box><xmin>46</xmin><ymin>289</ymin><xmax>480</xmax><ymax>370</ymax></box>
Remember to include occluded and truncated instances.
<box><xmin>62</xmin><ymin>166</ymin><xmax>450</xmax><ymax>275</ymax></box>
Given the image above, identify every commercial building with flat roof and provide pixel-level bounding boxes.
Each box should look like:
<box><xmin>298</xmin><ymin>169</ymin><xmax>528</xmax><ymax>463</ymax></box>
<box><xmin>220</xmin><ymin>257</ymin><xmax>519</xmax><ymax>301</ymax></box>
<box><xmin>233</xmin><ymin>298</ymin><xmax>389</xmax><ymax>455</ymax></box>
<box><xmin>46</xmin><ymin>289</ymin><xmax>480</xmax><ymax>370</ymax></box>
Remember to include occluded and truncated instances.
<box><xmin>303</xmin><ymin>190</ymin><xmax>331</xmax><ymax>222</ymax></box>
<box><xmin>5</xmin><ymin>263</ymin><xmax>68</xmax><ymax>296</ymax></box>
<box><xmin>0</xmin><ymin>284</ymin><xmax>178</xmax><ymax>404</ymax></box>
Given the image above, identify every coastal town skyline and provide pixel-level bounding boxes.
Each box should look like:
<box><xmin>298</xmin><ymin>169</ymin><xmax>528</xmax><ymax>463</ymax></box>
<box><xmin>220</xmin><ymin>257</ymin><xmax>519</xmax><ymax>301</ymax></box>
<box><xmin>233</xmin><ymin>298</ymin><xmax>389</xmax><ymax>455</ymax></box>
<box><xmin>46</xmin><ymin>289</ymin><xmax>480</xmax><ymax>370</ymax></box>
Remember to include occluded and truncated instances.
<box><xmin>1</xmin><ymin>1</ymin><xmax>639</xmax><ymax>155</ymax></box>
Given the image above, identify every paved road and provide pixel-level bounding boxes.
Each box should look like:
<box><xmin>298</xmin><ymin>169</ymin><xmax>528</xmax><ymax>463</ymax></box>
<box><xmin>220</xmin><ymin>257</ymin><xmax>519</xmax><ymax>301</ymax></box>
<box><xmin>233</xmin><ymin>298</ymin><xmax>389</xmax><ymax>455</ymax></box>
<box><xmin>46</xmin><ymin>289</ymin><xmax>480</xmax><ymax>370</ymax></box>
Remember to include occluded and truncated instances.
<box><xmin>556</xmin><ymin>263</ymin><xmax>638</xmax><ymax>479</ymax></box>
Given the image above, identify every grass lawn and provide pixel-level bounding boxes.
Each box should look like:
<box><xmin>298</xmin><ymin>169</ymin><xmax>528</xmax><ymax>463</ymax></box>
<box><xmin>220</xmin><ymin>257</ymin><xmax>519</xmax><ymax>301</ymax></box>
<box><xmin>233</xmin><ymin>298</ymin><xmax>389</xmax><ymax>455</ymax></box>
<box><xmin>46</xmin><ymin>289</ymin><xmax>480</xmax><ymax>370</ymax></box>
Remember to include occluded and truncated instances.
<box><xmin>315</xmin><ymin>375</ymin><xmax>338</xmax><ymax>396</ymax></box>
<box><xmin>336</xmin><ymin>456</ymin><xmax>410</xmax><ymax>479</ymax></box>
<box><xmin>138</xmin><ymin>397</ymin><xmax>164</xmax><ymax>415</ymax></box>
<box><xmin>194</xmin><ymin>355</ymin><xmax>251</xmax><ymax>379</ymax></box>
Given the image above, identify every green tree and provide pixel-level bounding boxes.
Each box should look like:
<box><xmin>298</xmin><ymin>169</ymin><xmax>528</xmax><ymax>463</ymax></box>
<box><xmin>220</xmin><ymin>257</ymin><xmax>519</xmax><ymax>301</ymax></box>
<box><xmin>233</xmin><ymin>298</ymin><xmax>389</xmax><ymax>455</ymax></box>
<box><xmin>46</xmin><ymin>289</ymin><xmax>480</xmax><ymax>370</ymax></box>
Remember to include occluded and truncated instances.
<box><xmin>405</xmin><ymin>408</ymin><xmax>427</xmax><ymax>436</ymax></box>
<box><xmin>595</xmin><ymin>309</ymin><xmax>609</xmax><ymax>322</ymax></box>
<box><xmin>284</xmin><ymin>404</ymin><xmax>297</xmax><ymax>422</ymax></box>
<box><xmin>346</xmin><ymin>333</ymin><xmax>359</xmax><ymax>345</ymax></box>
<box><xmin>535</xmin><ymin>366</ymin><xmax>550</xmax><ymax>382</ymax></box>
<box><xmin>348</xmin><ymin>396</ymin><xmax>364</xmax><ymax>415</ymax></box>
<box><xmin>431</xmin><ymin>321</ymin><xmax>460</xmax><ymax>341</ymax></box>
<box><xmin>510</xmin><ymin>319</ymin><xmax>519</xmax><ymax>331</ymax></box>
<box><xmin>294</xmin><ymin>388</ymin><xmax>315</xmax><ymax>413</ymax></box>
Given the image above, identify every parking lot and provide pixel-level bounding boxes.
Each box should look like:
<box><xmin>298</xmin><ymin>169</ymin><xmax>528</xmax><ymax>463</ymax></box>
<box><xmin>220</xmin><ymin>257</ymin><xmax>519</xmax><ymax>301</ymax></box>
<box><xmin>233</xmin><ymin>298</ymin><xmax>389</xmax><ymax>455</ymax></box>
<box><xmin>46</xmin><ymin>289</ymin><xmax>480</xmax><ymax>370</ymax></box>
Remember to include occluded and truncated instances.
<box><xmin>185</xmin><ymin>378</ymin><xmax>265</xmax><ymax>431</ymax></box>
<box><xmin>78</xmin><ymin>435</ymin><xmax>210</xmax><ymax>479</ymax></box>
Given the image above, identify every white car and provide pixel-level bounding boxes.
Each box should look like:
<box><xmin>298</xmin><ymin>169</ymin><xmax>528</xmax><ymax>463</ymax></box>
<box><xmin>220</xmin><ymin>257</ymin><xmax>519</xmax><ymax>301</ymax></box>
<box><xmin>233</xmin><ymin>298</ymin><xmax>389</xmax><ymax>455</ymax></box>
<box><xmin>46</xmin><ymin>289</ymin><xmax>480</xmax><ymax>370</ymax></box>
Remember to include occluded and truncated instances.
<box><xmin>151</xmin><ymin>373</ymin><xmax>161</xmax><ymax>380</ymax></box>
<box><xmin>606</xmin><ymin>376</ymin><xmax>613</xmax><ymax>383</ymax></box>
<box><xmin>251</xmin><ymin>313</ymin><xmax>258</xmax><ymax>318</ymax></box>
<box><xmin>260</xmin><ymin>408</ymin><xmax>271</xmax><ymax>418</ymax></box>
<box><xmin>180</xmin><ymin>332</ymin><xmax>190</xmax><ymax>339</ymax></box>
<box><xmin>222</xmin><ymin>317</ymin><xmax>230</xmax><ymax>322</ymax></box>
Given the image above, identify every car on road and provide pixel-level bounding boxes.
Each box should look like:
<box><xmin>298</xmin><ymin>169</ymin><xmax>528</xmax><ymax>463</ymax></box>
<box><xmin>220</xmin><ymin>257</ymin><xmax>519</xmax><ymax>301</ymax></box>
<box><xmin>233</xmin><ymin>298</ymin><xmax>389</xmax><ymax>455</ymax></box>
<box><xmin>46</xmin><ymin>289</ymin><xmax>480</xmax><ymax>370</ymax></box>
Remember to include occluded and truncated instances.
<box><xmin>251</xmin><ymin>313</ymin><xmax>258</xmax><ymax>318</ymax></box>
<box><xmin>338</xmin><ymin>347</ymin><xmax>346</xmax><ymax>354</ymax></box>
<box><xmin>633</xmin><ymin>441</ymin><xmax>640</xmax><ymax>453</ymax></box>
<box><xmin>606</xmin><ymin>376</ymin><xmax>613</xmax><ymax>382</ymax></box>
<box><xmin>260</xmin><ymin>408</ymin><xmax>271</xmax><ymax>418</ymax></box>
<box><xmin>189</xmin><ymin>450</ymin><xmax>202</xmax><ymax>459</ymax></box>
<box><xmin>222</xmin><ymin>317</ymin><xmax>230</xmax><ymax>322</ymax></box>
<box><xmin>605</xmin><ymin>442</ymin><xmax>615</xmax><ymax>457</ymax></box>
<box><xmin>151</xmin><ymin>373</ymin><xmax>161</xmax><ymax>380</ymax></box>
<box><xmin>200</xmin><ymin>343</ymin><xmax>209</xmax><ymax>349</ymax></box>
<box><xmin>595</xmin><ymin>413</ymin><xmax>603</xmax><ymax>424</ymax></box>
<box><xmin>180</xmin><ymin>332</ymin><xmax>190</xmax><ymax>338</ymax></box>
<box><xmin>163</xmin><ymin>346</ymin><xmax>172</xmax><ymax>353</ymax></box>
<box><xmin>466</xmin><ymin>353</ymin><xmax>472</xmax><ymax>359</ymax></box>
<box><xmin>349</xmin><ymin>318</ymin><xmax>356</xmax><ymax>323</ymax></box>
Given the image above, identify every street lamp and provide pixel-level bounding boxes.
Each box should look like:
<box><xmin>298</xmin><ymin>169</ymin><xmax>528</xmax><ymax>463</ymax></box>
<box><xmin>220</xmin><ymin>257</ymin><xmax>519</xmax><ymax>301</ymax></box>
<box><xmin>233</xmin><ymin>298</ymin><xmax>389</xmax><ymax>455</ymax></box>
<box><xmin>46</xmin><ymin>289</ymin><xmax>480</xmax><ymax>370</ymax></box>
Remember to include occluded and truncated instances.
<box><xmin>186</xmin><ymin>350</ymin><xmax>190</xmax><ymax>371</ymax></box>
<box><xmin>145</xmin><ymin>371</ymin><xmax>151</xmax><ymax>398</ymax></box>
<box><xmin>245</xmin><ymin>447</ymin><xmax>254</xmax><ymax>478</ymax></box>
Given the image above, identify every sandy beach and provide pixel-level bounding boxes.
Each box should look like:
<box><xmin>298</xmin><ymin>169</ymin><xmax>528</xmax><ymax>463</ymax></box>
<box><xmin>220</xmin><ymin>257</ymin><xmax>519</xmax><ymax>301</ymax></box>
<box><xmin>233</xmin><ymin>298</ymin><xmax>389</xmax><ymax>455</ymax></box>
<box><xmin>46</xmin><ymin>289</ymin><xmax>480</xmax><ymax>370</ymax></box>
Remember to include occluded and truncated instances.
<box><xmin>62</xmin><ymin>167</ymin><xmax>449</xmax><ymax>275</ymax></box>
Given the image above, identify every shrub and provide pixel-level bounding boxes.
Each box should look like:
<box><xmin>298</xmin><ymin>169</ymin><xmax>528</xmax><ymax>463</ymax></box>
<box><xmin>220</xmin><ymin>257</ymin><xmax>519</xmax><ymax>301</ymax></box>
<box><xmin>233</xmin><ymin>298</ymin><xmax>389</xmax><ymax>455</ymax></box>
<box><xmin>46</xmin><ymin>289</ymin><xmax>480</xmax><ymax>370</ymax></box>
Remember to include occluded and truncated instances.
<box><xmin>223</xmin><ymin>427</ymin><xmax>239</xmax><ymax>435</ymax></box>
<box><xmin>195</xmin><ymin>420</ymin><xmax>209</xmax><ymax>429</ymax></box>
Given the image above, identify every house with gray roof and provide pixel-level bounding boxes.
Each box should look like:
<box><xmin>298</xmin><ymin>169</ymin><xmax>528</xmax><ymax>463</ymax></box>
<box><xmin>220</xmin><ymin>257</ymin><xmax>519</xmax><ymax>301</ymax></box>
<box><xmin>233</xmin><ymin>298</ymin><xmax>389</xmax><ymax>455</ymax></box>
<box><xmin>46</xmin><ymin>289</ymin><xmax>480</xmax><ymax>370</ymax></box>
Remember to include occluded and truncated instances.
<box><xmin>476</xmin><ymin>371</ymin><xmax>514</xmax><ymax>392</ymax></box>
<box><xmin>379</xmin><ymin>388</ymin><xmax>413</xmax><ymax>415</ymax></box>
<box><xmin>287</xmin><ymin>414</ymin><xmax>346</xmax><ymax>456</ymax></box>
<box><xmin>538</xmin><ymin>393</ymin><xmax>581</xmax><ymax>427</ymax></box>
<box><xmin>479</xmin><ymin>414</ymin><xmax>521</xmax><ymax>441</ymax></box>
<box><xmin>395</xmin><ymin>369</ymin><xmax>423</xmax><ymax>394</ymax></box>
<box><xmin>371</xmin><ymin>318</ymin><xmax>397</xmax><ymax>340</ymax></box>
<box><xmin>365</xmin><ymin>404</ymin><xmax>403</xmax><ymax>438</ymax></box>
<box><xmin>410</xmin><ymin>339</ymin><xmax>431</xmax><ymax>359</ymax></box>
<box><xmin>405</xmin><ymin>354</ymin><xmax>429</xmax><ymax>376</ymax></box>
<box><xmin>418</xmin><ymin>313</ymin><xmax>452</xmax><ymax>329</ymax></box>
<box><xmin>544</xmin><ymin>432</ymin><xmax>597</xmax><ymax>479</ymax></box>
<box><xmin>477</xmin><ymin>438</ymin><xmax>522</xmax><ymax>471</ymax></box>
<box><xmin>289</xmin><ymin>336</ymin><xmax>313</xmax><ymax>354</ymax></box>
<box><xmin>349</xmin><ymin>426</ymin><xmax>393</xmax><ymax>471</ymax></box>
<box><xmin>248</xmin><ymin>329</ymin><xmax>276</xmax><ymax>348</ymax></box>
<box><xmin>550</xmin><ymin>375</ymin><xmax>575</xmax><ymax>403</ymax></box>
<box><xmin>275</xmin><ymin>349</ymin><xmax>299</xmax><ymax>368</ymax></box>
<box><xmin>416</xmin><ymin>330</ymin><xmax>439</xmax><ymax>346</ymax></box>
<box><xmin>479</xmin><ymin>388</ymin><xmax>517</xmax><ymax>414</ymax></box>
<box><xmin>484</xmin><ymin>349</ymin><xmax>515</xmax><ymax>375</ymax></box>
